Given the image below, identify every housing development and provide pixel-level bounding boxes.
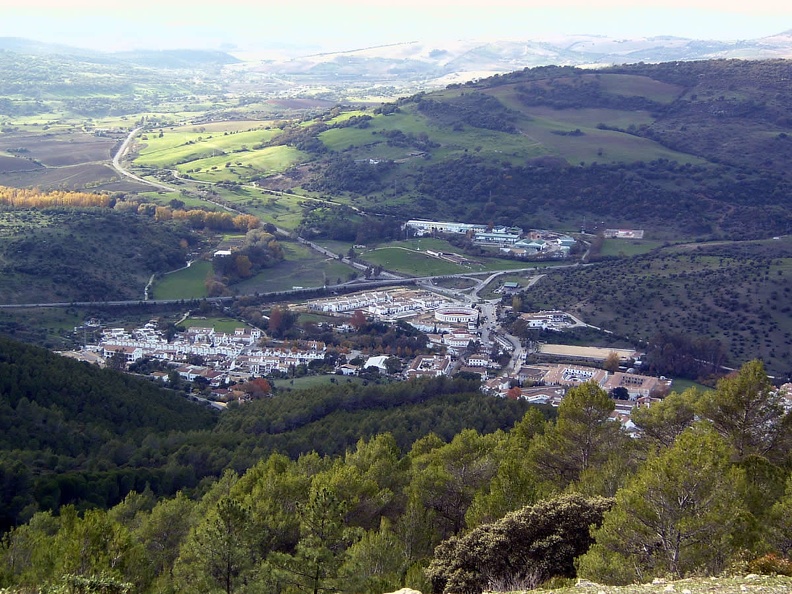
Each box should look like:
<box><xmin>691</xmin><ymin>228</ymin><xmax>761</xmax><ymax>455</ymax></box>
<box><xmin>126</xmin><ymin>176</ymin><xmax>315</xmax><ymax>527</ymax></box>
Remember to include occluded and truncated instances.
<box><xmin>65</xmin><ymin>280</ymin><xmax>682</xmax><ymax>429</ymax></box>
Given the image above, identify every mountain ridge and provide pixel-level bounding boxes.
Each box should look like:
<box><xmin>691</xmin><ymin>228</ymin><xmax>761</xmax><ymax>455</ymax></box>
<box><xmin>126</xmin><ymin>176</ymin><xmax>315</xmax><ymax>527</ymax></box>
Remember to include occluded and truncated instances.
<box><xmin>3</xmin><ymin>31</ymin><xmax>792</xmax><ymax>87</ymax></box>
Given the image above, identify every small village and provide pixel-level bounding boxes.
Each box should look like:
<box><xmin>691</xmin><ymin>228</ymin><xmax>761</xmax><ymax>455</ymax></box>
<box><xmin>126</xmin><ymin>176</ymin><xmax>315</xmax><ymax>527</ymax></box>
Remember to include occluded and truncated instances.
<box><xmin>58</xmin><ymin>281</ymin><xmax>686</xmax><ymax>433</ymax></box>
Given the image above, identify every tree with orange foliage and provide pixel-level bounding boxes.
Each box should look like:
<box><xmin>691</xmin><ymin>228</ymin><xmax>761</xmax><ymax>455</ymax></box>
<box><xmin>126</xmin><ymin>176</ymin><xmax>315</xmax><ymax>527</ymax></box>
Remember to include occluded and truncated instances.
<box><xmin>239</xmin><ymin>378</ymin><xmax>272</xmax><ymax>399</ymax></box>
<box><xmin>349</xmin><ymin>310</ymin><xmax>367</xmax><ymax>330</ymax></box>
<box><xmin>0</xmin><ymin>185</ymin><xmax>113</xmax><ymax>209</ymax></box>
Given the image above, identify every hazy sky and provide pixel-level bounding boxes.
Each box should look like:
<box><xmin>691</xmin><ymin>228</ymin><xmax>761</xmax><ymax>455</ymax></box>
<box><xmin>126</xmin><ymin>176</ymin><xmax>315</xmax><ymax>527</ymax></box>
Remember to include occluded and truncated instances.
<box><xmin>1</xmin><ymin>0</ymin><xmax>790</xmax><ymax>52</ymax></box>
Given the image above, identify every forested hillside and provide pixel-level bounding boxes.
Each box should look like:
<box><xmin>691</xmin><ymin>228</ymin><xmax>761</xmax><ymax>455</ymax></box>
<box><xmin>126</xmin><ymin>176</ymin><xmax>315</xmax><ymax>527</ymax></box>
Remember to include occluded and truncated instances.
<box><xmin>0</xmin><ymin>335</ymin><xmax>217</xmax><ymax>532</ymax></box>
<box><xmin>0</xmin><ymin>208</ymin><xmax>196</xmax><ymax>304</ymax></box>
<box><xmin>512</xmin><ymin>236</ymin><xmax>792</xmax><ymax>378</ymax></box>
<box><xmin>264</xmin><ymin>59</ymin><xmax>792</xmax><ymax>238</ymax></box>
<box><xmin>0</xmin><ymin>335</ymin><xmax>538</xmax><ymax>535</ymax></box>
<box><xmin>0</xmin><ymin>360</ymin><xmax>789</xmax><ymax>594</ymax></box>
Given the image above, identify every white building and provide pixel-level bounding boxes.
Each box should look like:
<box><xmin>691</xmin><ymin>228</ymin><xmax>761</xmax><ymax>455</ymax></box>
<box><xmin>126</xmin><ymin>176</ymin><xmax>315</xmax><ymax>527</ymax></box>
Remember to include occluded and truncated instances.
<box><xmin>405</xmin><ymin>220</ymin><xmax>487</xmax><ymax>236</ymax></box>
<box><xmin>364</xmin><ymin>355</ymin><xmax>390</xmax><ymax>373</ymax></box>
<box><xmin>434</xmin><ymin>306</ymin><xmax>478</xmax><ymax>324</ymax></box>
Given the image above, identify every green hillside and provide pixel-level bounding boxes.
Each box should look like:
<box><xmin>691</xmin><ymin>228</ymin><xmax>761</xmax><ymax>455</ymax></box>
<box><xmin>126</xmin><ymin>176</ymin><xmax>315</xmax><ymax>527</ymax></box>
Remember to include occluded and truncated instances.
<box><xmin>0</xmin><ymin>334</ymin><xmax>539</xmax><ymax>532</ymax></box>
<box><xmin>0</xmin><ymin>335</ymin><xmax>217</xmax><ymax>531</ymax></box>
<box><xmin>243</xmin><ymin>60</ymin><xmax>792</xmax><ymax>239</ymax></box>
<box><xmin>0</xmin><ymin>208</ymin><xmax>199</xmax><ymax>304</ymax></box>
<box><xmin>515</xmin><ymin>236</ymin><xmax>792</xmax><ymax>377</ymax></box>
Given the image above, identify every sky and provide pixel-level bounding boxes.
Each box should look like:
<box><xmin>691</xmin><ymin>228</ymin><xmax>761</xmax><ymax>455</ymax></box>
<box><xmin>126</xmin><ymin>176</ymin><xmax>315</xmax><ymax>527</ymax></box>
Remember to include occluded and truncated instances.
<box><xmin>1</xmin><ymin>0</ymin><xmax>790</xmax><ymax>53</ymax></box>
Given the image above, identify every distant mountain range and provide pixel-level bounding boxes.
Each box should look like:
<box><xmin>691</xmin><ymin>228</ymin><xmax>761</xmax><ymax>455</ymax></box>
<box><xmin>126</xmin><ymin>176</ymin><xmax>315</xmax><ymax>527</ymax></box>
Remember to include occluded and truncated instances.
<box><xmin>231</xmin><ymin>31</ymin><xmax>792</xmax><ymax>88</ymax></box>
<box><xmin>2</xmin><ymin>31</ymin><xmax>791</xmax><ymax>88</ymax></box>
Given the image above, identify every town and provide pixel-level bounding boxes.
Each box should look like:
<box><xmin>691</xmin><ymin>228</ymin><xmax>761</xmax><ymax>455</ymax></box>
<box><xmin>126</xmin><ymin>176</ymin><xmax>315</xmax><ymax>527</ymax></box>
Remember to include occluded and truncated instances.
<box><xmin>61</xmin><ymin>279</ymin><xmax>679</xmax><ymax>431</ymax></box>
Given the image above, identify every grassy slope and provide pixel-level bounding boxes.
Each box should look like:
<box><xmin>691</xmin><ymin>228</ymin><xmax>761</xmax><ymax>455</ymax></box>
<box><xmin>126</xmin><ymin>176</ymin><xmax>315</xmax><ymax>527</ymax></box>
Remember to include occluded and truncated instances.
<box><xmin>152</xmin><ymin>260</ymin><xmax>212</xmax><ymax>300</ymax></box>
<box><xmin>233</xmin><ymin>241</ymin><xmax>357</xmax><ymax>292</ymax></box>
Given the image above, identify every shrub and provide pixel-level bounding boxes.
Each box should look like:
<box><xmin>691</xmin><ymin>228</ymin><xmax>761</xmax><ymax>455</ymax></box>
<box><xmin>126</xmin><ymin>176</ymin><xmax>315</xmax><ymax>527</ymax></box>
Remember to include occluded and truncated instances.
<box><xmin>748</xmin><ymin>554</ymin><xmax>792</xmax><ymax>577</ymax></box>
<box><xmin>425</xmin><ymin>493</ymin><xmax>613</xmax><ymax>594</ymax></box>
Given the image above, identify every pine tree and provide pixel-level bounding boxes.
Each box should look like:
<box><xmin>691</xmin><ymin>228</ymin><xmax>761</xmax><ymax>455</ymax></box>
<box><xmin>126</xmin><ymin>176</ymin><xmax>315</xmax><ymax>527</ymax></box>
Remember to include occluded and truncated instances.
<box><xmin>578</xmin><ymin>424</ymin><xmax>747</xmax><ymax>583</ymax></box>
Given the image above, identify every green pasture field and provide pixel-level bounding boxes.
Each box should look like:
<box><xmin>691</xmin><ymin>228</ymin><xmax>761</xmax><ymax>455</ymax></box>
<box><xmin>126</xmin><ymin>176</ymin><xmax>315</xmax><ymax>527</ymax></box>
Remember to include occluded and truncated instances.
<box><xmin>319</xmin><ymin>109</ymin><xmax>432</xmax><ymax>149</ymax></box>
<box><xmin>513</xmin><ymin>113</ymin><xmax>701</xmax><ymax>165</ymax></box>
<box><xmin>10</xmin><ymin>114</ymin><xmax>89</xmax><ymax>129</ymax></box>
<box><xmin>233</xmin><ymin>241</ymin><xmax>357</xmax><ymax>293</ymax></box>
<box><xmin>319</xmin><ymin>97</ymin><xmax>703</xmax><ymax>168</ymax></box>
<box><xmin>211</xmin><ymin>187</ymin><xmax>307</xmax><ymax>230</ymax></box>
<box><xmin>313</xmin><ymin>239</ymin><xmax>356</xmax><ymax>254</ymax></box>
<box><xmin>134</xmin><ymin>127</ymin><xmax>279</xmax><ymax>168</ymax></box>
<box><xmin>323</xmin><ymin>110</ymin><xmax>369</xmax><ymax>125</ymax></box>
<box><xmin>319</xmin><ymin>128</ymin><xmax>406</xmax><ymax>159</ymax></box>
<box><xmin>377</xmin><ymin>238</ymin><xmax>466</xmax><ymax>254</ymax></box>
<box><xmin>137</xmin><ymin>191</ymin><xmax>210</xmax><ymax>209</ymax></box>
<box><xmin>483</xmin><ymin>86</ymin><xmax>705</xmax><ymax>165</ymax></box>
<box><xmin>503</xmin><ymin>103</ymin><xmax>656</xmax><ymax>131</ymax></box>
<box><xmin>177</xmin><ymin>146</ymin><xmax>305</xmax><ymax>182</ymax></box>
<box><xmin>666</xmin><ymin>378</ymin><xmax>715</xmax><ymax>394</ymax></box>
<box><xmin>359</xmin><ymin>246</ymin><xmax>529</xmax><ymax>276</ymax></box>
<box><xmin>275</xmin><ymin>375</ymin><xmax>366</xmax><ymax>391</ymax></box>
<box><xmin>180</xmin><ymin>121</ymin><xmax>275</xmax><ymax>134</ymax></box>
<box><xmin>151</xmin><ymin>260</ymin><xmax>212</xmax><ymax>300</ymax></box>
<box><xmin>361</xmin><ymin>239</ymin><xmax>556</xmax><ymax>273</ymax></box>
<box><xmin>587</xmin><ymin>73</ymin><xmax>684</xmax><ymax>103</ymax></box>
<box><xmin>361</xmin><ymin>247</ymin><xmax>463</xmax><ymax>276</ymax></box>
<box><xmin>598</xmin><ymin>239</ymin><xmax>666</xmax><ymax>257</ymax></box>
<box><xmin>91</xmin><ymin>116</ymin><xmax>137</xmax><ymax>128</ymax></box>
<box><xmin>320</xmin><ymin>106</ymin><xmax>544</xmax><ymax>165</ymax></box>
<box><xmin>178</xmin><ymin>316</ymin><xmax>248</xmax><ymax>333</ymax></box>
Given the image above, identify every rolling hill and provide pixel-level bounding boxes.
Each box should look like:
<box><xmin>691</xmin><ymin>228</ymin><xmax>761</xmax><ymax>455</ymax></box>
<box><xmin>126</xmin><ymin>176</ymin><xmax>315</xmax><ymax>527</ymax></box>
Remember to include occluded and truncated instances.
<box><xmin>252</xmin><ymin>59</ymin><xmax>792</xmax><ymax>239</ymax></box>
<box><xmin>0</xmin><ymin>208</ymin><xmax>198</xmax><ymax>304</ymax></box>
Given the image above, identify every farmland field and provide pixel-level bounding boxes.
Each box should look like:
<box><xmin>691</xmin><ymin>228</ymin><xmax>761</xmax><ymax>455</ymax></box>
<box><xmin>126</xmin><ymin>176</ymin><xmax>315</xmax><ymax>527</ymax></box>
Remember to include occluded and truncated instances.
<box><xmin>0</xmin><ymin>155</ymin><xmax>43</xmax><ymax>173</ymax></box>
<box><xmin>210</xmin><ymin>186</ymin><xmax>308</xmax><ymax>231</ymax></box>
<box><xmin>175</xmin><ymin>146</ymin><xmax>306</xmax><ymax>182</ymax></box>
<box><xmin>151</xmin><ymin>260</ymin><xmax>212</xmax><ymax>300</ymax></box>
<box><xmin>359</xmin><ymin>239</ymin><xmax>553</xmax><ymax>274</ymax></box>
<box><xmin>359</xmin><ymin>246</ymin><xmax>531</xmax><ymax>276</ymax></box>
<box><xmin>514</xmin><ymin>114</ymin><xmax>702</xmax><ymax>165</ymax></box>
<box><xmin>134</xmin><ymin>125</ymin><xmax>280</xmax><ymax>168</ymax></box>
<box><xmin>233</xmin><ymin>242</ymin><xmax>357</xmax><ymax>293</ymax></box>
<box><xmin>275</xmin><ymin>375</ymin><xmax>366</xmax><ymax>391</ymax></box>
<box><xmin>179</xmin><ymin>316</ymin><xmax>250</xmax><ymax>333</ymax></box>
<box><xmin>137</xmin><ymin>191</ymin><xmax>211</xmax><ymax>209</ymax></box>
<box><xmin>482</xmin><ymin>86</ymin><xmax>705</xmax><ymax>165</ymax></box>
<box><xmin>0</xmin><ymin>132</ymin><xmax>119</xmax><ymax>167</ymax></box>
<box><xmin>362</xmin><ymin>248</ymin><xmax>466</xmax><ymax>276</ymax></box>
<box><xmin>589</xmin><ymin>73</ymin><xmax>684</xmax><ymax>102</ymax></box>
<box><xmin>0</xmin><ymin>125</ymin><xmax>135</xmax><ymax>189</ymax></box>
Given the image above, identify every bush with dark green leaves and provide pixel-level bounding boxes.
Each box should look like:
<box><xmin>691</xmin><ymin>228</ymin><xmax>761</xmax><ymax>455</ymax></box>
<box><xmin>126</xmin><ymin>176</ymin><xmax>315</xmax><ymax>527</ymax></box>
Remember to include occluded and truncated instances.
<box><xmin>425</xmin><ymin>493</ymin><xmax>613</xmax><ymax>594</ymax></box>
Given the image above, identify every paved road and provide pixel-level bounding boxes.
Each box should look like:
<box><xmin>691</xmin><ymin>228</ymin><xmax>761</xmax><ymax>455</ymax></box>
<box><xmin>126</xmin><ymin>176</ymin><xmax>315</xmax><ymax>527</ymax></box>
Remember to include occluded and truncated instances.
<box><xmin>112</xmin><ymin>127</ymin><xmax>173</xmax><ymax>192</ymax></box>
